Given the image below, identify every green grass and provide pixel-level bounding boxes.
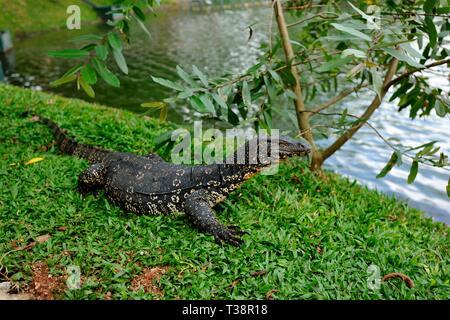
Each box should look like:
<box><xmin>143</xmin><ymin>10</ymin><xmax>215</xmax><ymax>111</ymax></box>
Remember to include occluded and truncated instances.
<box><xmin>0</xmin><ymin>84</ymin><xmax>449</xmax><ymax>300</ymax></box>
<box><xmin>0</xmin><ymin>0</ymin><xmax>179</xmax><ymax>35</ymax></box>
<box><xmin>0</xmin><ymin>0</ymin><xmax>106</xmax><ymax>35</ymax></box>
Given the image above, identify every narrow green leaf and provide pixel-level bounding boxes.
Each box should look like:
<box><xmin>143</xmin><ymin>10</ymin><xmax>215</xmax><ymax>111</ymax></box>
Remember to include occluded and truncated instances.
<box><xmin>405</xmin><ymin>141</ymin><xmax>438</xmax><ymax>152</ymax></box>
<box><xmin>80</xmin><ymin>64</ymin><xmax>97</xmax><ymax>85</ymax></box>
<box><xmin>79</xmin><ymin>75</ymin><xmax>95</xmax><ymax>98</ymax></box>
<box><xmin>395</xmin><ymin>150</ymin><xmax>403</xmax><ymax>167</ymax></box>
<box><xmin>141</xmin><ymin>101</ymin><xmax>166</xmax><ymax>109</ymax></box>
<box><xmin>242</xmin><ymin>80</ymin><xmax>251</xmax><ymax>107</ymax></box>
<box><xmin>389</xmin><ymin>81</ymin><xmax>413</xmax><ymax>102</ymax></box>
<box><xmin>48</xmin><ymin>49</ymin><xmax>89</xmax><ymax>59</ymax></box>
<box><xmin>227</xmin><ymin>107</ymin><xmax>240</xmax><ymax>125</ymax></box>
<box><xmin>212</xmin><ymin>93</ymin><xmax>228</xmax><ymax>113</ymax></box>
<box><xmin>434</xmin><ymin>100</ymin><xmax>447</xmax><ymax>117</ymax></box>
<box><xmin>407</xmin><ymin>161</ymin><xmax>419</xmax><ymax>184</ymax></box>
<box><xmin>176</xmin><ymin>65</ymin><xmax>198</xmax><ymax>87</ymax></box>
<box><xmin>132</xmin><ymin>5</ymin><xmax>146</xmax><ymax>21</ymax></box>
<box><xmin>346</xmin><ymin>62</ymin><xmax>365</xmax><ymax>78</ymax></box>
<box><xmin>446</xmin><ymin>178</ymin><xmax>450</xmax><ymax>197</ymax></box>
<box><xmin>338</xmin><ymin>108</ymin><xmax>348</xmax><ymax>126</ymax></box>
<box><xmin>347</xmin><ymin>2</ymin><xmax>372</xmax><ymax>20</ymax></box>
<box><xmin>264</xmin><ymin>76</ymin><xmax>277</xmax><ymax>102</ymax></box>
<box><xmin>331</xmin><ymin>23</ymin><xmax>371</xmax><ymax>41</ymax></box>
<box><xmin>268</xmin><ymin>69</ymin><xmax>282</xmax><ymax>83</ymax></box>
<box><xmin>383</xmin><ymin>48</ymin><xmax>424</xmax><ymax>68</ymax></box>
<box><xmin>248</xmin><ymin>62</ymin><xmax>263</xmax><ymax>73</ymax></box>
<box><xmin>371</xmin><ymin>69</ymin><xmax>383</xmax><ymax>98</ymax></box>
<box><xmin>263</xmin><ymin>109</ymin><xmax>272</xmax><ymax>129</ymax></box>
<box><xmin>92</xmin><ymin>57</ymin><xmax>120</xmax><ymax>87</ymax></box>
<box><xmin>189</xmin><ymin>96</ymin><xmax>208</xmax><ymax>113</ymax></box>
<box><xmin>177</xmin><ymin>89</ymin><xmax>194</xmax><ymax>99</ymax></box>
<box><xmin>151</xmin><ymin>76</ymin><xmax>184</xmax><ymax>91</ymax></box>
<box><xmin>284</xmin><ymin>89</ymin><xmax>297</xmax><ymax>100</ymax></box>
<box><xmin>317</xmin><ymin>56</ymin><xmax>352</xmax><ymax>73</ymax></box>
<box><xmin>49</xmin><ymin>73</ymin><xmax>77</xmax><ymax>87</ymax></box>
<box><xmin>95</xmin><ymin>45</ymin><xmax>108</xmax><ymax>61</ymax></box>
<box><xmin>423</xmin><ymin>0</ymin><xmax>438</xmax><ymax>13</ymax></box>
<box><xmin>436</xmin><ymin>7</ymin><xmax>450</xmax><ymax>14</ymax></box>
<box><xmin>376</xmin><ymin>152</ymin><xmax>398</xmax><ymax>178</ymax></box>
<box><xmin>133</xmin><ymin>14</ymin><xmax>152</xmax><ymax>39</ymax></box>
<box><xmin>399</xmin><ymin>43</ymin><xmax>425</xmax><ymax>60</ymax></box>
<box><xmin>199</xmin><ymin>94</ymin><xmax>216</xmax><ymax>115</ymax></box>
<box><xmin>107</xmin><ymin>32</ymin><xmax>123</xmax><ymax>51</ymax></box>
<box><xmin>159</xmin><ymin>105</ymin><xmax>168</xmax><ymax>122</ymax></box>
<box><xmin>341</xmin><ymin>48</ymin><xmax>366</xmax><ymax>58</ymax></box>
<box><xmin>192</xmin><ymin>65</ymin><xmax>208</xmax><ymax>86</ymax></box>
<box><xmin>112</xmin><ymin>48</ymin><xmax>128</xmax><ymax>74</ymax></box>
<box><xmin>417</xmin><ymin>144</ymin><xmax>434</xmax><ymax>157</ymax></box>
<box><xmin>61</xmin><ymin>64</ymin><xmax>83</xmax><ymax>78</ymax></box>
<box><xmin>424</xmin><ymin>17</ymin><xmax>437</xmax><ymax>48</ymax></box>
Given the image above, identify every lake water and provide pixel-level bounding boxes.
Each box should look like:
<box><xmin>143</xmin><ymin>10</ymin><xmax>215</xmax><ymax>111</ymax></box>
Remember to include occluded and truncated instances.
<box><xmin>3</xmin><ymin>5</ymin><xmax>449</xmax><ymax>224</ymax></box>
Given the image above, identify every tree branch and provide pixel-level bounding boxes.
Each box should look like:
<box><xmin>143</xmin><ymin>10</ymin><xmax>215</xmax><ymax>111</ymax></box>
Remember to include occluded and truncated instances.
<box><xmin>287</xmin><ymin>13</ymin><xmax>338</xmax><ymax>28</ymax></box>
<box><xmin>386</xmin><ymin>58</ymin><xmax>450</xmax><ymax>89</ymax></box>
<box><xmin>309</xmin><ymin>83</ymin><xmax>369</xmax><ymax>115</ymax></box>
<box><xmin>321</xmin><ymin>58</ymin><xmax>399</xmax><ymax>160</ymax></box>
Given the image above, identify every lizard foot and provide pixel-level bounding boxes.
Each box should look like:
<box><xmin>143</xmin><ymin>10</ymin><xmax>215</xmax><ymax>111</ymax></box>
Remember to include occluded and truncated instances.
<box><xmin>226</xmin><ymin>225</ymin><xmax>249</xmax><ymax>235</ymax></box>
<box><xmin>214</xmin><ymin>225</ymin><xmax>245</xmax><ymax>247</ymax></box>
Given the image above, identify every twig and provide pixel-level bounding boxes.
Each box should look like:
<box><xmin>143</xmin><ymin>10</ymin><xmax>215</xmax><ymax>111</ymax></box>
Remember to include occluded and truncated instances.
<box><xmin>386</xmin><ymin>58</ymin><xmax>450</xmax><ymax>88</ymax></box>
<box><xmin>287</xmin><ymin>13</ymin><xmax>339</xmax><ymax>28</ymax></box>
<box><xmin>309</xmin><ymin>83</ymin><xmax>369</xmax><ymax>114</ymax></box>
<box><xmin>268</xmin><ymin>0</ymin><xmax>276</xmax><ymax>55</ymax></box>
<box><xmin>381</xmin><ymin>11</ymin><xmax>450</xmax><ymax>19</ymax></box>
<box><xmin>273</xmin><ymin>0</ymin><xmax>316</xmax><ymax>151</ymax></box>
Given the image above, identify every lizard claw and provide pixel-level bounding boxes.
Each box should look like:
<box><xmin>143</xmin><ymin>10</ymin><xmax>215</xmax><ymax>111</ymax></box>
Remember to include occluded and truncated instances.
<box><xmin>226</xmin><ymin>225</ymin><xmax>249</xmax><ymax>236</ymax></box>
<box><xmin>215</xmin><ymin>225</ymin><xmax>245</xmax><ymax>247</ymax></box>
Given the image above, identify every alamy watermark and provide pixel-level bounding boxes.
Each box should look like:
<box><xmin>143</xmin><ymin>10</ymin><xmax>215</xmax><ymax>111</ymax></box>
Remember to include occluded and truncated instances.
<box><xmin>66</xmin><ymin>265</ymin><xmax>81</xmax><ymax>290</ymax></box>
<box><xmin>66</xmin><ymin>5</ymin><xmax>81</xmax><ymax>30</ymax></box>
<box><xmin>367</xmin><ymin>264</ymin><xmax>381</xmax><ymax>290</ymax></box>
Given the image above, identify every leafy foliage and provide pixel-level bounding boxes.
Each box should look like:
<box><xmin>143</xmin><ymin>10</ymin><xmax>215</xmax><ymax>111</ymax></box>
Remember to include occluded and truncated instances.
<box><xmin>48</xmin><ymin>0</ymin><xmax>155</xmax><ymax>97</ymax></box>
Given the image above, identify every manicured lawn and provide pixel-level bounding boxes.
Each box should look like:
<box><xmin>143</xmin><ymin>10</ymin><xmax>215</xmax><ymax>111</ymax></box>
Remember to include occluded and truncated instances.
<box><xmin>0</xmin><ymin>0</ymin><xmax>176</xmax><ymax>35</ymax></box>
<box><xmin>0</xmin><ymin>84</ymin><xmax>448</xmax><ymax>299</ymax></box>
<box><xmin>0</xmin><ymin>0</ymin><xmax>103</xmax><ymax>35</ymax></box>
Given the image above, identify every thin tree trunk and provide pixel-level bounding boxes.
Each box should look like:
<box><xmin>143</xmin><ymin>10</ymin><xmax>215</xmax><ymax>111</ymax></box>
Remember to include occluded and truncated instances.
<box><xmin>272</xmin><ymin>0</ymin><xmax>316</xmax><ymax>151</ymax></box>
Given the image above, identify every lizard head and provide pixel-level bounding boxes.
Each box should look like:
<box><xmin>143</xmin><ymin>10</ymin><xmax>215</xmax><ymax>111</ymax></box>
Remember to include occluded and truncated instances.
<box><xmin>230</xmin><ymin>134</ymin><xmax>310</xmax><ymax>167</ymax></box>
<box><xmin>277</xmin><ymin>135</ymin><xmax>310</xmax><ymax>160</ymax></box>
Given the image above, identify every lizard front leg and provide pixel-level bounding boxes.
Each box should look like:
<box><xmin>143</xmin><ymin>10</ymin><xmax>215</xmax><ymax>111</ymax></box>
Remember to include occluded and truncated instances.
<box><xmin>184</xmin><ymin>189</ymin><xmax>245</xmax><ymax>247</ymax></box>
<box><xmin>77</xmin><ymin>163</ymin><xmax>107</xmax><ymax>195</ymax></box>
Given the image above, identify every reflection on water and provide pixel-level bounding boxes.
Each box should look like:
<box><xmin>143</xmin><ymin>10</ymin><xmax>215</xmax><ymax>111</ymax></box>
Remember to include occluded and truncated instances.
<box><xmin>6</xmin><ymin>6</ymin><xmax>450</xmax><ymax>224</ymax></box>
<box><xmin>7</xmin><ymin>7</ymin><xmax>270</xmax><ymax>117</ymax></box>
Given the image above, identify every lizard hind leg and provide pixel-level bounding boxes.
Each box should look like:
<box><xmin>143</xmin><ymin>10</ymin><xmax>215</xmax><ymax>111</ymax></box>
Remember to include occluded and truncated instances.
<box><xmin>77</xmin><ymin>163</ymin><xmax>107</xmax><ymax>195</ymax></box>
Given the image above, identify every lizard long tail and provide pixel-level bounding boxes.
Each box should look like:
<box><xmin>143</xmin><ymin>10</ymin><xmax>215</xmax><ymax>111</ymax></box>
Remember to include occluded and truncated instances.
<box><xmin>23</xmin><ymin>112</ymin><xmax>112</xmax><ymax>164</ymax></box>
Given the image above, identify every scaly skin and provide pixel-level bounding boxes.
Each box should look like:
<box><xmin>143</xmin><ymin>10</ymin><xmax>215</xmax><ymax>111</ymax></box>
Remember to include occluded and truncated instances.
<box><xmin>26</xmin><ymin>113</ymin><xmax>310</xmax><ymax>246</ymax></box>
